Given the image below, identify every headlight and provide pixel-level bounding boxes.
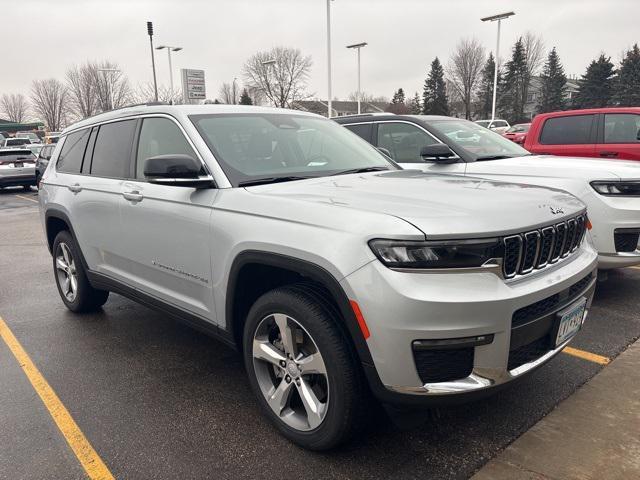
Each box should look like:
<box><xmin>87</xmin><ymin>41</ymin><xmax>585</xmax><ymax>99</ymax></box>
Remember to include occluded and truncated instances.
<box><xmin>590</xmin><ymin>181</ymin><xmax>640</xmax><ymax>196</ymax></box>
<box><xmin>368</xmin><ymin>238</ymin><xmax>502</xmax><ymax>269</ymax></box>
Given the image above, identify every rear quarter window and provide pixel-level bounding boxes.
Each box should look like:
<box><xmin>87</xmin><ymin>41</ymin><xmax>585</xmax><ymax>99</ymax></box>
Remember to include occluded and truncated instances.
<box><xmin>57</xmin><ymin>129</ymin><xmax>91</xmax><ymax>173</ymax></box>
<box><xmin>90</xmin><ymin>120</ymin><xmax>137</xmax><ymax>178</ymax></box>
<box><xmin>539</xmin><ymin>115</ymin><xmax>595</xmax><ymax>145</ymax></box>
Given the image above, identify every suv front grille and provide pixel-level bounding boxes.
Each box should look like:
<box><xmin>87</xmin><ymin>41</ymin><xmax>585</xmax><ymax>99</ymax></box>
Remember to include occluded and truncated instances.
<box><xmin>502</xmin><ymin>214</ymin><xmax>587</xmax><ymax>279</ymax></box>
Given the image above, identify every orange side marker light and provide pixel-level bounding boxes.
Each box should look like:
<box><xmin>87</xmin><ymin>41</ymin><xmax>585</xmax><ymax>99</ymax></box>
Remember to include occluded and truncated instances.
<box><xmin>350</xmin><ymin>300</ymin><xmax>370</xmax><ymax>340</ymax></box>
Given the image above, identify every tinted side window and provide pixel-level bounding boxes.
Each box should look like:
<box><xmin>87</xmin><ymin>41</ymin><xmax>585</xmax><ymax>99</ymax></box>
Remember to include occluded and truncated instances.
<box><xmin>539</xmin><ymin>115</ymin><xmax>595</xmax><ymax>145</ymax></box>
<box><xmin>377</xmin><ymin>122</ymin><xmax>438</xmax><ymax>162</ymax></box>
<box><xmin>136</xmin><ymin>117</ymin><xmax>197</xmax><ymax>179</ymax></box>
<box><xmin>603</xmin><ymin>114</ymin><xmax>640</xmax><ymax>144</ymax></box>
<box><xmin>90</xmin><ymin>120</ymin><xmax>137</xmax><ymax>178</ymax></box>
<box><xmin>344</xmin><ymin>123</ymin><xmax>373</xmax><ymax>142</ymax></box>
<box><xmin>56</xmin><ymin>129</ymin><xmax>90</xmax><ymax>173</ymax></box>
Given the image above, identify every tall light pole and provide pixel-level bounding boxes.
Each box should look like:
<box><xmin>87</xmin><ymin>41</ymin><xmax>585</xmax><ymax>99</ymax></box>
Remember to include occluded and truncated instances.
<box><xmin>156</xmin><ymin>45</ymin><xmax>183</xmax><ymax>97</ymax></box>
<box><xmin>346</xmin><ymin>42</ymin><xmax>367</xmax><ymax>114</ymax></box>
<box><xmin>326</xmin><ymin>0</ymin><xmax>333</xmax><ymax>118</ymax></box>
<box><xmin>146</xmin><ymin>21</ymin><xmax>159</xmax><ymax>102</ymax></box>
<box><xmin>481</xmin><ymin>11</ymin><xmax>515</xmax><ymax>124</ymax></box>
<box><xmin>97</xmin><ymin>68</ymin><xmax>120</xmax><ymax>111</ymax></box>
<box><xmin>262</xmin><ymin>59</ymin><xmax>277</xmax><ymax>106</ymax></box>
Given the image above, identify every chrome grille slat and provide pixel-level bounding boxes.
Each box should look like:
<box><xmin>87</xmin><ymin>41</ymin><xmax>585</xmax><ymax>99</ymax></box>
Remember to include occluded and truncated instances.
<box><xmin>502</xmin><ymin>214</ymin><xmax>586</xmax><ymax>279</ymax></box>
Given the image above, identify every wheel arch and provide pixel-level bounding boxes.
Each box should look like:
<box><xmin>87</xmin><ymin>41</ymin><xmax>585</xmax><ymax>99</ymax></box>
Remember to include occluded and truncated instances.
<box><xmin>225</xmin><ymin>250</ymin><xmax>375</xmax><ymax>369</ymax></box>
<box><xmin>44</xmin><ymin>209</ymin><xmax>90</xmax><ymax>272</ymax></box>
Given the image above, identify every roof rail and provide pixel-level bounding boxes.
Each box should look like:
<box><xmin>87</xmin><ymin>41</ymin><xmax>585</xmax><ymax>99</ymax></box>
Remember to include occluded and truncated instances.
<box><xmin>330</xmin><ymin>112</ymin><xmax>395</xmax><ymax>119</ymax></box>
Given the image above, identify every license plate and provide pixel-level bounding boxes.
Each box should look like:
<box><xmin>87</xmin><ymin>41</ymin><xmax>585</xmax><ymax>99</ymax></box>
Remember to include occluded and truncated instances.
<box><xmin>14</xmin><ymin>162</ymin><xmax>23</xmax><ymax>168</ymax></box>
<box><xmin>555</xmin><ymin>298</ymin><xmax>586</xmax><ymax>347</ymax></box>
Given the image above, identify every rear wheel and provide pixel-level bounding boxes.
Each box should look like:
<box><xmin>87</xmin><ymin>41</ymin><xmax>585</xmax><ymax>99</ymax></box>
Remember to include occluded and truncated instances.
<box><xmin>22</xmin><ymin>185</ymin><xmax>31</xmax><ymax>191</ymax></box>
<box><xmin>243</xmin><ymin>284</ymin><xmax>368</xmax><ymax>450</ymax></box>
<box><xmin>52</xmin><ymin>231</ymin><xmax>109</xmax><ymax>312</ymax></box>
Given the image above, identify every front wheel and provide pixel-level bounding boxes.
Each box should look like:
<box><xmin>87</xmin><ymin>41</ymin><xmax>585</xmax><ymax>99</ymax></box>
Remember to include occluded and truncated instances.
<box><xmin>243</xmin><ymin>284</ymin><xmax>368</xmax><ymax>450</ymax></box>
<box><xmin>52</xmin><ymin>231</ymin><xmax>109</xmax><ymax>312</ymax></box>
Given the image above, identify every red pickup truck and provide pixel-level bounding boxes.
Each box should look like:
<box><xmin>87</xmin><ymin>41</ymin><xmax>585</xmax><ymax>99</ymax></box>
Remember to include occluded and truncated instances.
<box><xmin>524</xmin><ymin>107</ymin><xmax>640</xmax><ymax>160</ymax></box>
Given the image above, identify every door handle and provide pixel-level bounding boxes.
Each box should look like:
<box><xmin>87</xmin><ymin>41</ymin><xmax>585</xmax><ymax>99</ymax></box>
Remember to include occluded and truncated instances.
<box><xmin>68</xmin><ymin>183</ymin><xmax>82</xmax><ymax>193</ymax></box>
<box><xmin>123</xmin><ymin>190</ymin><xmax>143</xmax><ymax>202</ymax></box>
<box><xmin>599</xmin><ymin>151</ymin><xmax>618</xmax><ymax>157</ymax></box>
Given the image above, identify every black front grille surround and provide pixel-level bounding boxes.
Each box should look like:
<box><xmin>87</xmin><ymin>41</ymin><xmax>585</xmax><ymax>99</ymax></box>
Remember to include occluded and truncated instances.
<box><xmin>413</xmin><ymin>347</ymin><xmax>474</xmax><ymax>384</ymax></box>
<box><xmin>502</xmin><ymin>213</ymin><xmax>588</xmax><ymax>279</ymax></box>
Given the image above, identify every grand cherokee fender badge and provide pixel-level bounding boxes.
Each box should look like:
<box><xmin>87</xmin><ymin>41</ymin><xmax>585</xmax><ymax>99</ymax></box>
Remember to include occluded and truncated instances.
<box><xmin>151</xmin><ymin>260</ymin><xmax>209</xmax><ymax>284</ymax></box>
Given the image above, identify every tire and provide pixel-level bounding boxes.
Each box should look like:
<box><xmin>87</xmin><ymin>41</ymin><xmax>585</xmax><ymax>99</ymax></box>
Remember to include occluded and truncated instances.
<box><xmin>52</xmin><ymin>230</ymin><xmax>109</xmax><ymax>312</ymax></box>
<box><xmin>22</xmin><ymin>185</ymin><xmax>31</xmax><ymax>191</ymax></box>
<box><xmin>243</xmin><ymin>283</ymin><xmax>369</xmax><ymax>450</ymax></box>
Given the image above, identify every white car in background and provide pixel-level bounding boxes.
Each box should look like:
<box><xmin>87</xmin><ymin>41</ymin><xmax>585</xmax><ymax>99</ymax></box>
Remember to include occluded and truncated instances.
<box><xmin>475</xmin><ymin>118</ymin><xmax>511</xmax><ymax>134</ymax></box>
<box><xmin>336</xmin><ymin>114</ymin><xmax>640</xmax><ymax>270</ymax></box>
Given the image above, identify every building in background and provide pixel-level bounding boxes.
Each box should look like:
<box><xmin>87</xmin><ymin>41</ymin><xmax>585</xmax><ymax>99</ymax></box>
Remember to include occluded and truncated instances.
<box><xmin>524</xmin><ymin>76</ymin><xmax>580</xmax><ymax>120</ymax></box>
<box><xmin>294</xmin><ymin>100</ymin><xmax>389</xmax><ymax>117</ymax></box>
<box><xmin>0</xmin><ymin>118</ymin><xmax>45</xmax><ymax>136</ymax></box>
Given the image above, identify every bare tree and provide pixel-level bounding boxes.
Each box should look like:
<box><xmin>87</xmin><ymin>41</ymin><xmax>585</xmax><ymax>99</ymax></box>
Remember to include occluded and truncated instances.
<box><xmin>346</xmin><ymin>91</ymin><xmax>388</xmax><ymax>103</ymax></box>
<box><xmin>0</xmin><ymin>93</ymin><xmax>29</xmax><ymax>122</ymax></box>
<box><xmin>30</xmin><ymin>79</ymin><xmax>68</xmax><ymax>131</ymax></box>
<box><xmin>134</xmin><ymin>82</ymin><xmax>182</xmax><ymax>104</ymax></box>
<box><xmin>219</xmin><ymin>81</ymin><xmax>239</xmax><ymax>104</ymax></box>
<box><xmin>446</xmin><ymin>38</ymin><xmax>485</xmax><ymax>119</ymax></box>
<box><xmin>87</xmin><ymin>61</ymin><xmax>132</xmax><ymax>112</ymax></box>
<box><xmin>523</xmin><ymin>31</ymin><xmax>545</xmax><ymax>78</ymax></box>
<box><xmin>66</xmin><ymin>63</ymin><xmax>98</xmax><ymax>120</ymax></box>
<box><xmin>243</xmin><ymin>46</ymin><xmax>312</xmax><ymax>108</ymax></box>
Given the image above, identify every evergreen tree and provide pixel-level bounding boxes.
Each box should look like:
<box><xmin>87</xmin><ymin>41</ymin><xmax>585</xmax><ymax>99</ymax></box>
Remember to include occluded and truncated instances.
<box><xmin>239</xmin><ymin>88</ymin><xmax>253</xmax><ymax>105</ymax></box>
<box><xmin>391</xmin><ymin>88</ymin><xmax>406</xmax><ymax>104</ymax></box>
<box><xmin>537</xmin><ymin>47</ymin><xmax>567</xmax><ymax>113</ymax></box>
<box><xmin>477</xmin><ymin>53</ymin><xmax>500</xmax><ymax>119</ymax></box>
<box><xmin>573</xmin><ymin>54</ymin><xmax>615</xmax><ymax>108</ymax></box>
<box><xmin>499</xmin><ymin>38</ymin><xmax>529</xmax><ymax>123</ymax></box>
<box><xmin>614</xmin><ymin>44</ymin><xmax>640</xmax><ymax>106</ymax></box>
<box><xmin>409</xmin><ymin>92</ymin><xmax>422</xmax><ymax>114</ymax></box>
<box><xmin>422</xmin><ymin>57</ymin><xmax>449</xmax><ymax>115</ymax></box>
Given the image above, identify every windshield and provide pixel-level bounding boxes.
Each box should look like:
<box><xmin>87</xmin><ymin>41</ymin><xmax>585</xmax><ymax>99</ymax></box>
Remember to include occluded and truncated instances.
<box><xmin>430</xmin><ymin>119</ymin><xmax>530</xmax><ymax>160</ymax></box>
<box><xmin>190</xmin><ymin>113</ymin><xmax>395</xmax><ymax>186</ymax></box>
<box><xmin>506</xmin><ymin>124</ymin><xmax>530</xmax><ymax>133</ymax></box>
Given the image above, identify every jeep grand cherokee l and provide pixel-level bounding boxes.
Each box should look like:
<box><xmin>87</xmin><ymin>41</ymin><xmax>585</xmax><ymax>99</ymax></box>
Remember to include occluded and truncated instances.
<box><xmin>39</xmin><ymin>105</ymin><xmax>597</xmax><ymax>450</ymax></box>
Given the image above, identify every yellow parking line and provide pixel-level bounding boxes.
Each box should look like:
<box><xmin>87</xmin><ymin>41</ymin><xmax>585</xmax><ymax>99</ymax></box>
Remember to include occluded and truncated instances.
<box><xmin>562</xmin><ymin>346</ymin><xmax>610</xmax><ymax>365</ymax></box>
<box><xmin>15</xmin><ymin>194</ymin><xmax>38</xmax><ymax>204</ymax></box>
<box><xmin>0</xmin><ymin>316</ymin><xmax>114</xmax><ymax>480</ymax></box>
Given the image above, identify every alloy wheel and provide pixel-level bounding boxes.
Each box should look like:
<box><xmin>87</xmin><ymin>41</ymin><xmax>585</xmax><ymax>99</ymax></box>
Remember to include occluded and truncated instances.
<box><xmin>252</xmin><ymin>313</ymin><xmax>329</xmax><ymax>431</ymax></box>
<box><xmin>55</xmin><ymin>242</ymin><xmax>78</xmax><ymax>302</ymax></box>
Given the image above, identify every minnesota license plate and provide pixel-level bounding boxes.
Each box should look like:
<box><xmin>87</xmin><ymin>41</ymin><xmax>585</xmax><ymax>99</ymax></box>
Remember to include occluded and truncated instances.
<box><xmin>555</xmin><ymin>298</ymin><xmax>586</xmax><ymax>347</ymax></box>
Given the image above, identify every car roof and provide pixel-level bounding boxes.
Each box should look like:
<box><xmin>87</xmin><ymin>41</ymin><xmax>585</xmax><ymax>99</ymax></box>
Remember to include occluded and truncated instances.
<box><xmin>534</xmin><ymin>107</ymin><xmax>640</xmax><ymax>119</ymax></box>
<box><xmin>62</xmin><ymin>104</ymin><xmax>322</xmax><ymax>135</ymax></box>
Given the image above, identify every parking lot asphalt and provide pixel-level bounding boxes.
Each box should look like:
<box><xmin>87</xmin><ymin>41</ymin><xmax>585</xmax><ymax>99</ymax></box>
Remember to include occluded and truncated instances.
<box><xmin>1</xmin><ymin>187</ymin><xmax>639</xmax><ymax>480</ymax></box>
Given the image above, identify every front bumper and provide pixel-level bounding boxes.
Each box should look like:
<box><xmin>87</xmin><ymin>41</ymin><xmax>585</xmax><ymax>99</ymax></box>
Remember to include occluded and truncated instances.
<box><xmin>341</xmin><ymin>241</ymin><xmax>598</xmax><ymax>404</ymax></box>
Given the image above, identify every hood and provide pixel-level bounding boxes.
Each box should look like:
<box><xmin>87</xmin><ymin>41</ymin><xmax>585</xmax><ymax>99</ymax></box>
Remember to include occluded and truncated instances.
<box><xmin>467</xmin><ymin>155</ymin><xmax>640</xmax><ymax>181</ymax></box>
<box><xmin>246</xmin><ymin>170</ymin><xmax>585</xmax><ymax>239</ymax></box>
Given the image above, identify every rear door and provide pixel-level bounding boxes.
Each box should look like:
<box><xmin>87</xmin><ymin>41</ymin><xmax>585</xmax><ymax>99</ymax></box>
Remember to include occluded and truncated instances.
<box><xmin>118</xmin><ymin>116</ymin><xmax>217</xmax><ymax>320</ymax></box>
<box><xmin>535</xmin><ymin>113</ymin><xmax>597</xmax><ymax>157</ymax></box>
<box><xmin>596</xmin><ymin>112</ymin><xmax>640</xmax><ymax>160</ymax></box>
<box><xmin>70</xmin><ymin>120</ymin><xmax>136</xmax><ymax>278</ymax></box>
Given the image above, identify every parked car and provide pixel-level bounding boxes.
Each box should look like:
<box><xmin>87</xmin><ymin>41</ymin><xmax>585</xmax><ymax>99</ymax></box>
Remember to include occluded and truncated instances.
<box><xmin>474</xmin><ymin>119</ymin><xmax>510</xmax><ymax>134</ymax></box>
<box><xmin>335</xmin><ymin>114</ymin><xmax>640</xmax><ymax>269</ymax></box>
<box><xmin>525</xmin><ymin>107</ymin><xmax>640</xmax><ymax>160</ymax></box>
<box><xmin>39</xmin><ymin>105</ymin><xmax>596</xmax><ymax>450</ymax></box>
<box><xmin>503</xmin><ymin>123</ymin><xmax>530</xmax><ymax>144</ymax></box>
<box><xmin>16</xmin><ymin>131</ymin><xmax>41</xmax><ymax>144</ymax></box>
<box><xmin>44</xmin><ymin>133</ymin><xmax>60</xmax><ymax>144</ymax></box>
<box><xmin>2</xmin><ymin>137</ymin><xmax>31</xmax><ymax>147</ymax></box>
<box><xmin>35</xmin><ymin>144</ymin><xmax>55</xmax><ymax>184</ymax></box>
<box><xmin>0</xmin><ymin>148</ymin><xmax>37</xmax><ymax>190</ymax></box>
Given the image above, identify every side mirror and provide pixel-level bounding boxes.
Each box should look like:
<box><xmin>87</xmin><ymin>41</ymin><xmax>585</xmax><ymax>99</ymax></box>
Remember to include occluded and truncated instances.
<box><xmin>377</xmin><ymin>147</ymin><xmax>393</xmax><ymax>159</ymax></box>
<box><xmin>420</xmin><ymin>144</ymin><xmax>457</xmax><ymax>163</ymax></box>
<box><xmin>144</xmin><ymin>154</ymin><xmax>214</xmax><ymax>188</ymax></box>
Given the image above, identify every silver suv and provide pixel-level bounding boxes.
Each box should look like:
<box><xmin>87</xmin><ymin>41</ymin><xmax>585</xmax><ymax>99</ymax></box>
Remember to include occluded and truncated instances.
<box><xmin>39</xmin><ymin>105</ymin><xmax>598</xmax><ymax>450</ymax></box>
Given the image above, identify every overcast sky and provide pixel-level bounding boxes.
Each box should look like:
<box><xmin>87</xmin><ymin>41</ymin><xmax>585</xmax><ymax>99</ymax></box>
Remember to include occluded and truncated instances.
<box><xmin>3</xmin><ymin>0</ymin><xmax>639</xmax><ymax>103</ymax></box>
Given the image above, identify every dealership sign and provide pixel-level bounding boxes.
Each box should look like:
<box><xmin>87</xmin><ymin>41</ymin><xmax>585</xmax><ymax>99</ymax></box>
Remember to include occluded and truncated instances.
<box><xmin>181</xmin><ymin>69</ymin><xmax>206</xmax><ymax>103</ymax></box>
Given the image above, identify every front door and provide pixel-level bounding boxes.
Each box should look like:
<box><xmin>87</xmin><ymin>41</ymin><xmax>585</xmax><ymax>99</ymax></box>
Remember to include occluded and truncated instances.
<box><xmin>118</xmin><ymin>116</ymin><xmax>217</xmax><ymax>321</ymax></box>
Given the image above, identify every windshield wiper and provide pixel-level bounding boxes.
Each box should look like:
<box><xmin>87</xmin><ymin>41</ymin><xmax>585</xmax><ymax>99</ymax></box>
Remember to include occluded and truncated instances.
<box><xmin>331</xmin><ymin>166</ymin><xmax>390</xmax><ymax>176</ymax></box>
<box><xmin>474</xmin><ymin>155</ymin><xmax>515</xmax><ymax>161</ymax></box>
<box><xmin>238</xmin><ymin>176</ymin><xmax>311</xmax><ymax>187</ymax></box>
